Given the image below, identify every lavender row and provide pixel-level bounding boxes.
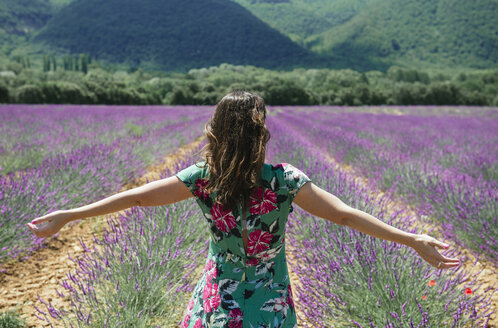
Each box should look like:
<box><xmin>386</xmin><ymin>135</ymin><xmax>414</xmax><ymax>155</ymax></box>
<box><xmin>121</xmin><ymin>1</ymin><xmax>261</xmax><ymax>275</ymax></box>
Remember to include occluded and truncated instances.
<box><xmin>35</xmin><ymin>154</ymin><xmax>210</xmax><ymax>327</ymax></box>
<box><xmin>265</xmin><ymin>115</ymin><xmax>494</xmax><ymax>327</ymax></box>
<box><xmin>273</xmin><ymin>108</ymin><xmax>498</xmax><ymax>264</ymax></box>
<box><xmin>0</xmin><ymin>105</ymin><xmax>213</xmax><ymax>264</ymax></box>
<box><xmin>279</xmin><ymin>105</ymin><xmax>498</xmax><ymax>117</ymax></box>
<box><xmin>0</xmin><ymin>105</ymin><xmax>213</xmax><ymax>175</ymax></box>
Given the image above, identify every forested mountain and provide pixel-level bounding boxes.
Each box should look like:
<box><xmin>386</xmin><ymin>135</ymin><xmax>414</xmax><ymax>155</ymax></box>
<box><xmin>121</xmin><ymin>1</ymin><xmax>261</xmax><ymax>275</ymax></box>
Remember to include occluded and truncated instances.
<box><xmin>32</xmin><ymin>0</ymin><xmax>320</xmax><ymax>71</ymax></box>
<box><xmin>232</xmin><ymin>0</ymin><xmax>498</xmax><ymax>70</ymax></box>
<box><xmin>0</xmin><ymin>0</ymin><xmax>53</xmax><ymax>36</ymax></box>
<box><xmin>0</xmin><ymin>0</ymin><xmax>53</xmax><ymax>53</ymax></box>
<box><xmin>308</xmin><ymin>0</ymin><xmax>498</xmax><ymax>70</ymax></box>
<box><xmin>231</xmin><ymin>0</ymin><xmax>373</xmax><ymax>44</ymax></box>
<box><xmin>0</xmin><ymin>0</ymin><xmax>497</xmax><ymax>71</ymax></box>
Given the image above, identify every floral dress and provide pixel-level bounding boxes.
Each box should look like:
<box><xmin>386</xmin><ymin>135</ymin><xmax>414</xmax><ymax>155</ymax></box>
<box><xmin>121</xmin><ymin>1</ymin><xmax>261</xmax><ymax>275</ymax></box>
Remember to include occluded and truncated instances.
<box><xmin>176</xmin><ymin>162</ymin><xmax>311</xmax><ymax>328</ymax></box>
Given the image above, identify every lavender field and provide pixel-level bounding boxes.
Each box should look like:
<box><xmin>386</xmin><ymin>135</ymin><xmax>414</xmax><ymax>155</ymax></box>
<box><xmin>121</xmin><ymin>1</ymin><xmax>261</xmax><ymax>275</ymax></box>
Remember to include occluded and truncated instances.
<box><xmin>274</xmin><ymin>107</ymin><xmax>498</xmax><ymax>264</ymax></box>
<box><xmin>0</xmin><ymin>105</ymin><xmax>496</xmax><ymax>327</ymax></box>
<box><xmin>0</xmin><ymin>105</ymin><xmax>212</xmax><ymax>265</ymax></box>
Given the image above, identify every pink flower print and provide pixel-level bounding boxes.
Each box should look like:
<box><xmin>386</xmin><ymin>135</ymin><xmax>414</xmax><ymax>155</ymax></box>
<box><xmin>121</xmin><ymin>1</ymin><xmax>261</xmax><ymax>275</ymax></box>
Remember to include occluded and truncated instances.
<box><xmin>181</xmin><ymin>298</ymin><xmax>195</xmax><ymax>328</ymax></box>
<box><xmin>292</xmin><ymin>170</ymin><xmax>303</xmax><ymax>181</ymax></box>
<box><xmin>228</xmin><ymin>308</ymin><xmax>243</xmax><ymax>328</ymax></box>
<box><xmin>210</xmin><ymin>203</ymin><xmax>237</xmax><ymax>233</ymax></box>
<box><xmin>194</xmin><ymin>178</ymin><xmax>210</xmax><ymax>199</ymax></box>
<box><xmin>274</xmin><ymin>163</ymin><xmax>287</xmax><ymax>169</ymax></box>
<box><xmin>205</xmin><ymin>259</ymin><xmax>218</xmax><ymax>284</ymax></box>
<box><xmin>202</xmin><ymin>281</ymin><xmax>213</xmax><ymax>300</ymax></box>
<box><xmin>272</xmin><ymin>296</ymin><xmax>288</xmax><ymax>312</ymax></box>
<box><xmin>202</xmin><ymin>281</ymin><xmax>221</xmax><ymax>313</ymax></box>
<box><xmin>245</xmin><ymin>258</ymin><xmax>259</xmax><ymax>267</ymax></box>
<box><xmin>287</xmin><ymin>284</ymin><xmax>295</xmax><ymax>308</ymax></box>
<box><xmin>249</xmin><ymin>187</ymin><xmax>277</xmax><ymax>215</ymax></box>
<box><xmin>187</xmin><ymin>299</ymin><xmax>194</xmax><ymax>311</ymax></box>
<box><xmin>181</xmin><ymin>313</ymin><xmax>191</xmax><ymax>328</ymax></box>
<box><xmin>247</xmin><ymin>229</ymin><xmax>274</xmax><ymax>256</ymax></box>
<box><xmin>261</xmin><ymin>296</ymin><xmax>289</xmax><ymax>315</ymax></box>
<box><xmin>193</xmin><ymin>318</ymin><xmax>203</xmax><ymax>328</ymax></box>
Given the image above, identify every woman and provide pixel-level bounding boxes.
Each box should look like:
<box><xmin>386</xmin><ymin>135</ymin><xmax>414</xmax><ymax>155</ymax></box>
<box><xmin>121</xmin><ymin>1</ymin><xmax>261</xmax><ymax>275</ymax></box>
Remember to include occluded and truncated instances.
<box><xmin>28</xmin><ymin>91</ymin><xmax>460</xmax><ymax>328</ymax></box>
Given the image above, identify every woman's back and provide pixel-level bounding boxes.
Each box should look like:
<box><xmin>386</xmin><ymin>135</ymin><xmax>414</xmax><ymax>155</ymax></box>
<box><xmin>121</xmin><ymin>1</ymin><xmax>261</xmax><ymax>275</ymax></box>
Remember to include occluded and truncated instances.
<box><xmin>177</xmin><ymin>161</ymin><xmax>310</xmax><ymax>328</ymax></box>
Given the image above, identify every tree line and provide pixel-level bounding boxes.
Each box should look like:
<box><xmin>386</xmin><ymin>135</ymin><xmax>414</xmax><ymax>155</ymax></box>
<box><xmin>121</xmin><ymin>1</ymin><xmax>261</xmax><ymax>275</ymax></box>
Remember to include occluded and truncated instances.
<box><xmin>41</xmin><ymin>54</ymin><xmax>92</xmax><ymax>73</ymax></box>
<box><xmin>0</xmin><ymin>57</ymin><xmax>497</xmax><ymax>106</ymax></box>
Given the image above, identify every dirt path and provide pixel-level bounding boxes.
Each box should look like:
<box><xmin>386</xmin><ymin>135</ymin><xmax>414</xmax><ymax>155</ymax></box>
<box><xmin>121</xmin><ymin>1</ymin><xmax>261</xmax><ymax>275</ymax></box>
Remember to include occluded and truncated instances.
<box><xmin>0</xmin><ymin>137</ymin><xmax>204</xmax><ymax>327</ymax></box>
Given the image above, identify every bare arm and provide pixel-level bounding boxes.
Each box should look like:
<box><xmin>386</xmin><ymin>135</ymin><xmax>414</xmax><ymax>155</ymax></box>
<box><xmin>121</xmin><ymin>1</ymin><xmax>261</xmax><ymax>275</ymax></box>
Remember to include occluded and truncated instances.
<box><xmin>66</xmin><ymin>176</ymin><xmax>193</xmax><ymax>221</ymax></box>
<box><xmin>28</xmin><ymin>176</ymin><xmax>193</xmax><ymax>237</ymax></box>
<box><xmin>293</xmin><ymin>182</ymin><xmax>417</xmax><ymax>247</ymax></box>
<box><xmin>293</xmin><ymin>182</ymin><xmax>461</xmax><ymax>269</ymax></box>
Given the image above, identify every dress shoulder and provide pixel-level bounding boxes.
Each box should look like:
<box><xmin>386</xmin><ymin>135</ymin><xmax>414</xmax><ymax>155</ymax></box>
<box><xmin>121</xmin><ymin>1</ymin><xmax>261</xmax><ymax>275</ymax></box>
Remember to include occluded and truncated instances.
<box><xmin>277</xmin><ymin>163</ymin><xmax>311</xmax><ymax>202</ymax></box>
<box><xmin>175</xmin><ymin>162</ymin><xmax>208</xmax><ymax>196</ymax></box>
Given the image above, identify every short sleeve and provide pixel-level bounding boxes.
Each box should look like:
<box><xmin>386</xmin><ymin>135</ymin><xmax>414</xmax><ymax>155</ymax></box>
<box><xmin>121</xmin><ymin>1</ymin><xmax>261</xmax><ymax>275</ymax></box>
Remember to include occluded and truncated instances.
<box><xmin>283</xmin><ymin>163</ymin><xmax>311</xmax><ymax>202</ymax></box>
<box><xmin>175</xmin><ymin>162</ymin><xmax>207</xmax><ymax>196</ymax></box>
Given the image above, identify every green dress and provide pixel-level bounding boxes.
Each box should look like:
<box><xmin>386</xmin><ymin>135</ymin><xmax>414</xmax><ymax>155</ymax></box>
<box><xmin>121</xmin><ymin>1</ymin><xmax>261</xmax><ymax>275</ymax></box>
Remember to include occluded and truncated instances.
<box><xmin>176</xmin><ymin>162</ymin><xmax>311</xmax><ymax>328</ymax></box>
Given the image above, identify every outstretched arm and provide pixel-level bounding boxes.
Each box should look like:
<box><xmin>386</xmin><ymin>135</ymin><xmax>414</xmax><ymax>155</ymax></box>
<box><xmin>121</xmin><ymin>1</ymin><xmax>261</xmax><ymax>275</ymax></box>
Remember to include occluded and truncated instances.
<box><xmin>293</xmin><ymin>182</ymin><xmax>461</xmax><ymax>269</ymax></box>
<box><xmin>27</xmin><ymin>176</ymin><xmax>192</xmax><ymax>238</ymax></box>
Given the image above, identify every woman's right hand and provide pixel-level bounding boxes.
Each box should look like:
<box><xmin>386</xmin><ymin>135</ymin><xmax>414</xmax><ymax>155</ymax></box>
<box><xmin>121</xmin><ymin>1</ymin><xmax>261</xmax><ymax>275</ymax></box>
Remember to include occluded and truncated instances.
<box><xmin>27</xmin><ymin>210</ymin><xmax>72</xmax><ymax>238</ymax></box>
<box><xmin>410</xmin><ymin>234</ymin><xmax>461</xmax><ymax>269</ymax></box>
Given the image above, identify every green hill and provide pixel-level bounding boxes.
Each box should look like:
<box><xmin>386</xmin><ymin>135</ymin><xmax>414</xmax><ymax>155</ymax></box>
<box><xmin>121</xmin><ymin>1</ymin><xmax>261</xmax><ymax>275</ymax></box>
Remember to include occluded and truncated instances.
<box><xmin>0</xmin><ymin>0</ymin><xmax>53</xmax><ymax>53</ymax></box>
<box><xmin>32</xmin><ymin>0</ymin><xmax>320</xmax><ymax>71</ymax></box>
<box><xmin>307</xmin><ymin>0</ymin><xmax>498</xmax><ymax>70</ymax></box>
<box><xmin>231</xmin><ymin>0</ymin><xmax>498</xmax><ymax>70</ymax></box>
<box><xmin>1</xmin><ymin>0</ymin><xmax>496</xmax><ymax>72</ymax></box>
<box><xmin>0</xmin><ymin>0</ymin><xmax>53</xmax><ymax>36</ymax></box>
<box><xmin>231</xmin><ymin>0</ymin><xmax>374</xmax><ymax>44</ymax></box>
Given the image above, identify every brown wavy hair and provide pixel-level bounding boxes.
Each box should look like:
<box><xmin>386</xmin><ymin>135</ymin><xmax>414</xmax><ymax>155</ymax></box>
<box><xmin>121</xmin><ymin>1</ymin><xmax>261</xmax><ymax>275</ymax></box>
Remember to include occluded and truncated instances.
<box><xmin>202</xmin><ymin>91</ymin><xmax>270</xmax><ymax>210</ymax></box>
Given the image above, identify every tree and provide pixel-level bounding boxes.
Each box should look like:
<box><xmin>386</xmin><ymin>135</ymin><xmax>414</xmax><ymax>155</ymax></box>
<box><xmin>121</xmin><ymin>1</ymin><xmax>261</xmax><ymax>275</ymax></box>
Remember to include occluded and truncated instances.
<box><xmin>425</xmin><ymin>82</ymin><xmax>463</xmax><ymax>105</ymax></box>
<box><xmin>359</xmin><ymin>73</ymin><xmax>370</xmax><ymax>85</ymax></box>
<box><xmin>40</xmin><ymin>82</ymin><xmax>63</xmax><ymax>103</ymax></box>
<box><xmin>393</xmin><ymin>83</ymin><xmax>422</xmax><ymax>105</ymax></box>
<box><xmin>6</xmin><ymin>62</ymin><xmax>22</xmax><ymax>75</ymax></box>
<box><xmin>15</xmin><ymin>85</ymin><xmax>44</xmax><ymax>104</ymax></box>
<box><xmin>81</xmin><ymin>54</ymin><xmax>88</xmax><ymax>74</ymax></box>
<box><xmin>170</xmin><ymin>86</ymin><xmax>190</xmax><ymax>105</ymax></box>
<box><xmin>354</xmin><ymin>84</ymin><xmax>371</xmax><ymax>105</ymax></box>
<box><xmin>58</xmin><ymin>82</ymin><xmax>92</xmax><ymax>103</ymax></box>
<box><xmin>262</xmin><ymin>79</ymin><xmax>312</xmax><ymax>105</ymax></box>
<box><xmin>0</xmin><ymin>83</ymin><xmax>9</xmax><ymax>103</ymax></box>
<box><xmin>51</xmin><ymin>55</ymin><xmax>57</xmax><ymax>71</ymax></box>
<box><xmin>43</xmin><ymin>55</ymin><xmax>50</xmax><ymax>72</ymax></box>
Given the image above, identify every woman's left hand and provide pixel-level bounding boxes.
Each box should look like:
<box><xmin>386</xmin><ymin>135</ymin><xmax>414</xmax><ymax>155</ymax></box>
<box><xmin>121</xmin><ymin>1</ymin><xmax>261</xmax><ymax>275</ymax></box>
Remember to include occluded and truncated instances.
<box><xmin>27</xmin><ymin>210</ymin><xmax>72</xmax><ymax>238</ymax></box>
<box><xmin>410</xmin><ymin>234</ymin><xmax>461</xmax><ymax>269</ymax></box>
